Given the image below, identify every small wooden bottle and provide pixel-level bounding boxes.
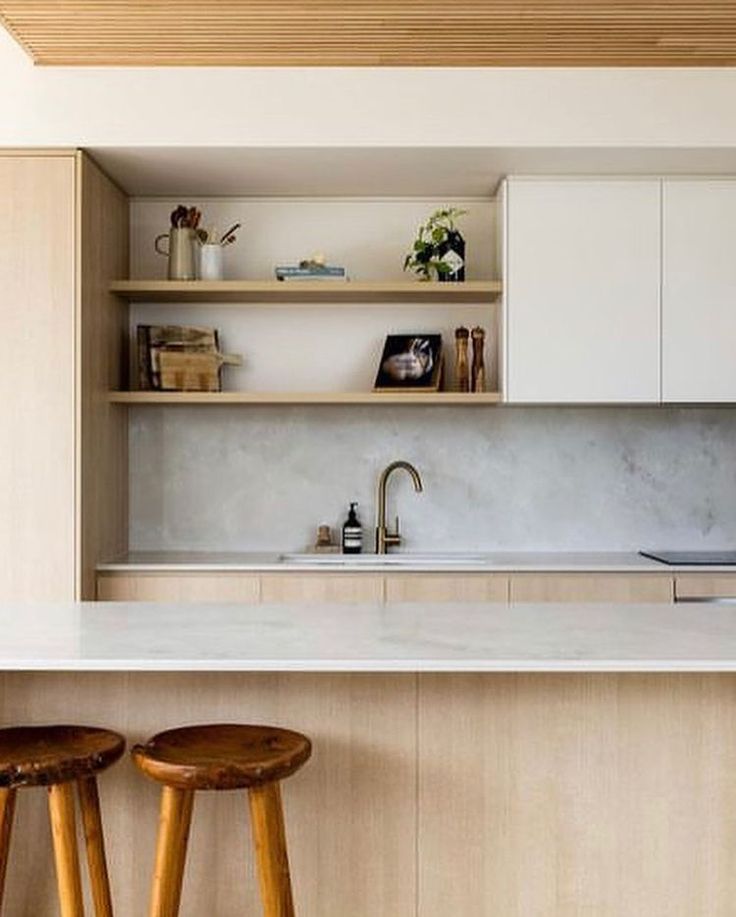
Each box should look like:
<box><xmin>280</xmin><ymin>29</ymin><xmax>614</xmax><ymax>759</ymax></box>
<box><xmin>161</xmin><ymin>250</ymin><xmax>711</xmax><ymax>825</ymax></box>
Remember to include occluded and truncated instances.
<box><xmin>454</xmin><ymin>327</ymin><xmax>470</xmax><ymax>392</ymax></box>
<box><xmin>471</xmin><ymin>326</ymin><xmax>486</xmax><ymax>393</ymax></box>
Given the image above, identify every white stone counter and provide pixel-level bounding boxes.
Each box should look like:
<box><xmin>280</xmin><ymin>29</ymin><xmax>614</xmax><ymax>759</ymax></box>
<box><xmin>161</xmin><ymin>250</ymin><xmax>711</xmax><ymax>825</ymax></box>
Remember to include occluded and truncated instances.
<box><xmin>4</xmin><ymin>600</ymin><xmax>736</xmax><ymax>672</ymax></box>
<box><xmin>96</xmin><ymin>550</ymin><xmax>733</xmax><ymax>573</ymax></box>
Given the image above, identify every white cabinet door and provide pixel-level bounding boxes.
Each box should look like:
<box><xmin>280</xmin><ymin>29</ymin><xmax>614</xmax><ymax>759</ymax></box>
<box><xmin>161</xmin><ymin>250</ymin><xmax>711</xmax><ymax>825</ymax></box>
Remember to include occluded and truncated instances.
<box><xmin>505</xmin><ymin>178</ymin><xmax>661</xmax><ymax>403</ymax></box>
<box><xmin>663</xmin><ymin>180</ymin><xmax>736</xmax><ymax>402</ymax></box>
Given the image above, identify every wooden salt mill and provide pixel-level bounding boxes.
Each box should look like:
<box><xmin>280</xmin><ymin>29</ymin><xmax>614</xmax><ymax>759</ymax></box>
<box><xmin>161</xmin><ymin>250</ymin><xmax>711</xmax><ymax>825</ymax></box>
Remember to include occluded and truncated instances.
<box><xmin>471</xmin><ymin>326</ymin><xmax>486</xmax><ymax>393</ymax></box>
<box><xmin>454</xmin><ymin>326</ymin><xmax>470</xmax><ymax>392</ymax></box>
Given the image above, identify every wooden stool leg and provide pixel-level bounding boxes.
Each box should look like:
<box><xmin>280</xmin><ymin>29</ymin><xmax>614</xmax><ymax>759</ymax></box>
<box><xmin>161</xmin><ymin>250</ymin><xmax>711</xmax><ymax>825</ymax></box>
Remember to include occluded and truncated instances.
<box><xmin>77</xmin><ymin>777</ymin><xmax>114</xmax><ymax>917</ymax></box>
<box><xmin>248</xmin><ymin>782</ymin><xmax>295</xmax><ymax>917</ymax></box>
<box><xmin>149</xmin><ymin>786</ymin><xmax>194</xmax><ymax>917</ymax></box>
<box><xmin>48</xmin><ymin>782</ymin><xmax>85</xmax><ymax>917</ymax></box>
<box><xmin>0</xmin><ymin>788</ymin><xmax>17</xmax><ymax>913</ymax></box>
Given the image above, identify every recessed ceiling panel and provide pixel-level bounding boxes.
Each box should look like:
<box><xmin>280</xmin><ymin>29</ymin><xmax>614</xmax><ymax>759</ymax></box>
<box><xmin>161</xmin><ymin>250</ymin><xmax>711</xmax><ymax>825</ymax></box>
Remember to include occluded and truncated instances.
<box><xmin>1</xmin><ymin>1</ymin><xmax>735</xmax><ymax>66</ymax></box>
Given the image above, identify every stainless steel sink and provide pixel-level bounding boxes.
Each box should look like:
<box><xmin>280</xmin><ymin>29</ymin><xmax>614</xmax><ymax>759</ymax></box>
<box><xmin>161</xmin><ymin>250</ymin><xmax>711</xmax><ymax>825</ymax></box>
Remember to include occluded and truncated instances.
<box><xmin>279</xmin><ymin>552</ymin><xmax>489</xmax><ymax>566</ymax></box>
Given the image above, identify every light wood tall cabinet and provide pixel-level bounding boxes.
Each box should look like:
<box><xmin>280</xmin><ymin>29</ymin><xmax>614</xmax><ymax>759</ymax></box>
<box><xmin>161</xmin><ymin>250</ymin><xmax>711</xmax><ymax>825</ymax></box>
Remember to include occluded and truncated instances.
<box><xmin>662</xmin><ymin>180</ymin><xmax>736</xmax><ymax>402</ymax></box>
<box><xmin>0</xmin><ymin>151</ymin><xmax>128</xmax><ymax>601</ymax></box>
<box><xmin>504</xmin><ymin>178</ymin><xmax>661</xmax><ymax>404</ymax></box>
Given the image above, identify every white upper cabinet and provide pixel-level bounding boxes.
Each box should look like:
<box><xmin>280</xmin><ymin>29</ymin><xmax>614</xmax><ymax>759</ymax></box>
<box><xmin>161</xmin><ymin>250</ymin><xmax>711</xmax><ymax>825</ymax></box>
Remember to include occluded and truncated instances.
<box><xmin>663</xmin><ymin>180</ymin><xmax>736</xmax><ymax>402</ymax></box>
<box><xmin>504</xmin><ymin>178</ymin><xmax>661</xmax><ymax>403</ymax></box>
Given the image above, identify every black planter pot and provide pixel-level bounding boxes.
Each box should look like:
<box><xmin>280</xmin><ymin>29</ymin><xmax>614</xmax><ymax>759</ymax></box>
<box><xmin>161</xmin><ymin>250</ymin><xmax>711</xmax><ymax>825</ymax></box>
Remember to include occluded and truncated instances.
<box><xmin>436</xmin><ymin>230</ymin><xmax>466</xmax><ymax>282</ymax></box>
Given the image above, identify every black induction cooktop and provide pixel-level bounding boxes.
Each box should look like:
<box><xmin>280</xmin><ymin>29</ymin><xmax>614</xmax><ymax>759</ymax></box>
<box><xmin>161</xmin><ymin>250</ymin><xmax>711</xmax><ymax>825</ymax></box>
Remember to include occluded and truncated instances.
<box><xmin>640</xmin><ymin>550</ymin><xmax>736</xmax><ymax>566</ymax></box>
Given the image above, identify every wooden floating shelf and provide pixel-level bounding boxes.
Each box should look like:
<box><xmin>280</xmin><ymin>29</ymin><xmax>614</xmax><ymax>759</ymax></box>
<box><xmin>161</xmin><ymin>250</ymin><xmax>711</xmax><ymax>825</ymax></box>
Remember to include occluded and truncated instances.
<box><xmin>109</xmin><ymin>280</ymin><xmax>501</xmax><ymax>305</ymax></box>
<box><xmin>108</xmin><ymin>391</ymin><xmax>502</xmax><ymax>406</ymax></box>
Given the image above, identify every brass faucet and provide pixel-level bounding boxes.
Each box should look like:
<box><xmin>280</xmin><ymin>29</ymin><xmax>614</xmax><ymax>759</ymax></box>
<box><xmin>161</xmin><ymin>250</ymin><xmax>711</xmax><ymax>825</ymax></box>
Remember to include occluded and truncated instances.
<box><xmin>375</xmin><ymin>461</ymin><xmax>424</xmax><ymax>554</ymax></box>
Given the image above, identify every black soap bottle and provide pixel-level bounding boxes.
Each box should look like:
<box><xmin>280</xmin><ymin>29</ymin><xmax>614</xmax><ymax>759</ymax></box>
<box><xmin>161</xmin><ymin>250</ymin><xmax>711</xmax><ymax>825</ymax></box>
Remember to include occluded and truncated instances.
<box><xmin>342</xmin><ymin>503</ymin><xmax>363</xmax><ymax>554</ymax></box>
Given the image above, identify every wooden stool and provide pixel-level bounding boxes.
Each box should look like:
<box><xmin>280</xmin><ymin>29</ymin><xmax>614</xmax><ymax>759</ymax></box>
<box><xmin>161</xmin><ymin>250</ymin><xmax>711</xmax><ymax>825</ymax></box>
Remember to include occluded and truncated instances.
<box><xmin>0</xmin><ymin>724</ymin><xmax>125</xmax><ymax>917</ymax></box>
<box><xmin>132</xmin><ymin>723</ymin><xmax>312</xmax><ymax>917</ymax></box>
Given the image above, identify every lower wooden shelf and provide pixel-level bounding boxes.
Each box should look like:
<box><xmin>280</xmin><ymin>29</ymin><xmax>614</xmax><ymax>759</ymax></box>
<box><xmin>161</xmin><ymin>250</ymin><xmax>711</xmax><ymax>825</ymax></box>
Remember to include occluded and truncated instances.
<box><xmin>108</xmin><ymin>391</ymin><xmax>502</xmax><ymax>405</ymax></box>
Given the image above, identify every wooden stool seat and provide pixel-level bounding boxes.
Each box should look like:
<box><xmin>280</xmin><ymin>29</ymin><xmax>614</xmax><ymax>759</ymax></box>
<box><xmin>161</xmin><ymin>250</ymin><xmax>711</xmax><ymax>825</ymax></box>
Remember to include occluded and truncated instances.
<box><xmin>131</xmin><ymin>723</ymin><xmax>311</xmax><ymax>790</ymax></box>
<box><xmin>0</xmin><ymin>725</ymin><xmax>125</xmax><ymax>788</ymax></box>
<box><xmin>0</xmin><ymin>724</ymin><xmax>124</xmax><ymax>917</ymax></box>
<box><xmin>133</xmin><ymin>723</ymin><xmax>312</xmax><ymax>917</ymax></box>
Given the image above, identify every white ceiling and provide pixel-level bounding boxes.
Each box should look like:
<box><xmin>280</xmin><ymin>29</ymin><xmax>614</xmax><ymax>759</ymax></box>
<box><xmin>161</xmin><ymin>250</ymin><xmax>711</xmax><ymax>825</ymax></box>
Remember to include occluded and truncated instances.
<box><xmin>89</xmin><ymin>146</ymin><xmax>736</xmax><ymax>198</ymax></box>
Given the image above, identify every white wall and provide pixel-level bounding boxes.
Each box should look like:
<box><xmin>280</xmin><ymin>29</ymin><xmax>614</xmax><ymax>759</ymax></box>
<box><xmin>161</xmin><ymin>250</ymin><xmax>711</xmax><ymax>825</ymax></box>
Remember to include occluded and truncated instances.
<box><xmin>3</xmin><ymin>27</ymin><xmax>736</xmax><ymax>147</ymax></box>
<box><xmin>130</xmin><ymin>197</ymin><xmax>497</xmax><ymax>393</ymax></box>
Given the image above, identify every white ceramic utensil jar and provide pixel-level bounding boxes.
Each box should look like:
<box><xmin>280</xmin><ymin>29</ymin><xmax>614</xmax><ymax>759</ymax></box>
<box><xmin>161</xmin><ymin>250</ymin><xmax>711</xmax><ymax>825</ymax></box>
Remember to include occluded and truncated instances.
<box><xmin>198</xmin><ymin>243</ymin><xmax>224</xmax><ymax>281</ymax></box>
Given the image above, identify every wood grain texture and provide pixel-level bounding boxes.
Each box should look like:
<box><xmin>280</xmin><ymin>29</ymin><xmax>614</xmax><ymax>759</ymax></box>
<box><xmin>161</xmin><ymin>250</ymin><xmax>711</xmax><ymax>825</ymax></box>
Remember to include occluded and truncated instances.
<box><xmin>96</xmin><ymin>573</ymin><xmax>261</xmax><ymax>602</ymax></box>
<box><xmin>260</xmin><ymin>574</ymin><xmax>384</xmax><ymax>604</ymax></box>
<box><xmin>77</xmin><ymin>152</ymin><xmax>130</xmax><ymax>600</ymax></box>
<box><xmin>0</xmin><ymin>155</ymin><xmax>77</xmax><ymax>600</ymax></box>
<box><xmin>110</xmin><ymin>279</ymin><xmax>501</xmax><ymax>304</ymax></box>
<box><xmin>385</xmin><ymin>573</ymin><xmax>509</xmax><ymax>603</ymax></box>
<box><xmin>675</xmin><ymin>575</ymin><xmax>736</xmax><ymax>600</ymax></box>
<box><xmin>48</xmin><ymin>782</ymin><xmax>84</xmax><ymax>917</ymax></box>
<box><xmin>132</xmin><ymin>724</ymin><xmax>311</xmax><ymax>790</ymax></box>
<box><xmin>248</xmin><ymin>782</ymin><xmax>295</xmax><ymax>917</ymax></box>
<box><xmin>418</xmin><ymin>673</ymin><xmax>736</xmax><ymax>916</ymax></box>
<box><xmin>2</xmin><ymin>2</ymin><xmax>736</xmax><ymax>65</ymax></box>
<box><xmin>510</xmin><ymin>573</ymin><xmax>674</xmax><ymax>603</ymax></box>
<box><xmin>148</xmin><ymin>786</ymin><xmax>194</xmax><ymax>917</ymax></box>
<box><xmin>0</xmin><ymin>725</ymin><xmax>125</xmax><ymax>788</ymax></box>
<box><xmin>0</xmin><ymin>672</ymin><xmax>416</xmax><ymax>917</ymax></box>
<box><xmin>108</xmin><ymin>391</ymin><xmax>502</xmax><ymax>405</ymax></box>
<box><xmin>77</xmin><ymin>777</ymin><xmax>114</xmax><ymax>917</ymax></box>
<box><xmin>0</xmin><ymin>788</ymin><xmax>15</xmax><ymax>912</ymax></box>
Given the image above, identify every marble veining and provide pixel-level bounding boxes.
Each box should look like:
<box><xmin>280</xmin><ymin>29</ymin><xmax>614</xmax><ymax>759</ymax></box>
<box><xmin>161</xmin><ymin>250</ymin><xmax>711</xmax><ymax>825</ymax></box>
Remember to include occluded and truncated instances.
<box><xmin>3</xmin><ymin>602</ymin><xmax>736</xmax><ymax>672</ymax></box>
<box><xmin>129</xmin><ymin>406</ymin><xmax>736</xmax><ymax>553</ymax></box>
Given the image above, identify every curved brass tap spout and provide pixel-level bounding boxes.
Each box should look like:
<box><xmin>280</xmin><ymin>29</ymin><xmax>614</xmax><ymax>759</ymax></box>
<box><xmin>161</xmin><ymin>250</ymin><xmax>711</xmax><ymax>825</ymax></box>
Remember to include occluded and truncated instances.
<box><xmin>375</xmin><ymin>461</ymin><xmax>423</xmax><ymax>555</ymax></box>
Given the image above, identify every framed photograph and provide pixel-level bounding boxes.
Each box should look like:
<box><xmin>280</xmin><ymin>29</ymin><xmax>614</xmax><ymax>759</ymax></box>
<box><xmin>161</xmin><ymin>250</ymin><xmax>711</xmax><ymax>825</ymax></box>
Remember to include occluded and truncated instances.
<box><xmin>374</xmin><ymin>334</ymin><xmax>443</xmax><ymax>391</ymax></box>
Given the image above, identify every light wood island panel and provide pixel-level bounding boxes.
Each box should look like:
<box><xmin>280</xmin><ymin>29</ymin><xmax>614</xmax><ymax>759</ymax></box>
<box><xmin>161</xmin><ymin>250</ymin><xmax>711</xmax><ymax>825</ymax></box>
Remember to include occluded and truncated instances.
<box><xmin>2</xmin><ymin>671</ymin><xmax>735</xmax><ymax>916</ymax></box>
<box><xmin>0</xmin><ymin>672</ymin><xmax>416</xmax><ymax>917</ymax></box>
<box><xmin>418</xmin><ymin>673</ymin><xmax>736</xmax><ymax>917</ymax></box>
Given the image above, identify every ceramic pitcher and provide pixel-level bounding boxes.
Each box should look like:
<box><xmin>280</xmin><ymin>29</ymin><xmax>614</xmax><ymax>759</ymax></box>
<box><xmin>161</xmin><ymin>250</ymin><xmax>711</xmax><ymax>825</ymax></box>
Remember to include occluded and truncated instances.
<box><xmin>154</xmin><ymin>227</ymin><xmax>197</xmax><ymax>280</ymax></box>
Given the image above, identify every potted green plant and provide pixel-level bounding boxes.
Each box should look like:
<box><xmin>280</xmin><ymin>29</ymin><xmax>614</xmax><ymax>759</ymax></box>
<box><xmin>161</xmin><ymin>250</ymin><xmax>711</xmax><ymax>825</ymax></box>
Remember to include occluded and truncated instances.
<box><xmin>403</xmin><ymin>207</ymin><xmax>467</xmax><ymax>282</ymax></box>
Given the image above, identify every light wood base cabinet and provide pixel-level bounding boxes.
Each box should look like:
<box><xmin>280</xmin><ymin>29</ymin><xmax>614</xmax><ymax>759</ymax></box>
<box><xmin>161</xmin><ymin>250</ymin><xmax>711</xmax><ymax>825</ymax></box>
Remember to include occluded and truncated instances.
<box><xmin>385</xmin><ymin>573</ymin><xmax>508</xmax><ymax>602</ymax></box>
<box><xmin>97</xmin><ymin>573</ymin><xmax>260</xmax><ymax>603</ymax></box>
<box><xmin>510</xmin><ymin>573</ymin><xmax>674</xmax><ymax>603</ymax></box>
<box><xmin>675</xmin><ymin>575</ymin><xmax>736</xmax><ymax>600</ymax></box>
<box><xmin>97</xmin><ymin>571</ymin><xmax>676</xmax><ymax>604</ymax></box>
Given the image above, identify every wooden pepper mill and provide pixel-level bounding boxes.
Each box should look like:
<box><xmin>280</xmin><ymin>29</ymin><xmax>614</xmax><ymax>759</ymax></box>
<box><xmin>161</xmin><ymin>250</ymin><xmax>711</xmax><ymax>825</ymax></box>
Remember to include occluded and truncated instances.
<box><xmin>454</xmin><ymin>326</ymin><xmax>470</xmax><ymax>392</ymax></box>
<box><xmin>471</xmin><ymin>326</ymin><xmax>486</xmax><ymax>393</ymax></box>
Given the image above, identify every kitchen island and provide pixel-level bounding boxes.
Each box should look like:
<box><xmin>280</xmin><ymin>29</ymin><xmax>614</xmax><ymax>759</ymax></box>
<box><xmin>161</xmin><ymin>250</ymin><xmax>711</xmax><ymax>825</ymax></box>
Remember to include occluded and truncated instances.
<box><xmin>1</xmin><ymin>601</ymin><xmax>735</xmax><ymax>916</ymax></box>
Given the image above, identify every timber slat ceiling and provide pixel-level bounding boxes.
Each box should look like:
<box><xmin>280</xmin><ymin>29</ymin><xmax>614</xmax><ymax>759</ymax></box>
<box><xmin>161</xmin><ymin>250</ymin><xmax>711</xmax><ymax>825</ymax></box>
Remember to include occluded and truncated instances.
<box><xmin>1</xmin><ymin>1</ymin><xmax>736</xmax><ymax>66</ymax></box>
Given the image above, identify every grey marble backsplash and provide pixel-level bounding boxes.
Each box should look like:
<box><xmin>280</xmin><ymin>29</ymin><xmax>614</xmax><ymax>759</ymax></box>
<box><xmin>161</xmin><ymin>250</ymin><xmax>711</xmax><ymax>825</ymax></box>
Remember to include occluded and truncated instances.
<box><xmin>129</xmin><ymin>406</ymin><xmax>736</xmax><ymax>553</ymax></box>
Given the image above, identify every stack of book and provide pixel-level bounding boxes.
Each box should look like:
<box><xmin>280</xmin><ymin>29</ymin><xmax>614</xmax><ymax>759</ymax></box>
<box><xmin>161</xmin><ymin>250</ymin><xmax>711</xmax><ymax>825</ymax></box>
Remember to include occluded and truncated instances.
<box><xmin>274</xmin><ymin>264</ymin><xmax>348</xmax><ymax>282</ymax></box>
<box><xmin>137</xmin><ymin>325</ymin><xmax>242</xmax><ymax>392</ymax></box>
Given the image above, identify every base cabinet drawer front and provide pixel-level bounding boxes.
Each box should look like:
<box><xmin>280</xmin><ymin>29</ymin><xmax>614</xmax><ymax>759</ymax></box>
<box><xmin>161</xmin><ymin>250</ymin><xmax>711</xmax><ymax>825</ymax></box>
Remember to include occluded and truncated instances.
<box><xmin>385</xmin><ymin>574</ymin><xmax>509</xmax><ymax>603</ymax></box>
<box><xmin>510</xmin><ymin>574</ymin><xmax>673</xmax><ymax>603</ymax></box>
<box><xmin>260</xmin><ymin>573</ymin><xmax>384</xmax><ymax>603</ymax></box>
<box><xmin>96</xmin><ymin>574</ymin><xmax>260</xmax><ymax>602</ymax></box>
<box><xmin>675</xmin><ymin>575</ymin><xmax>736</xmax><ymax>601</ymax></box>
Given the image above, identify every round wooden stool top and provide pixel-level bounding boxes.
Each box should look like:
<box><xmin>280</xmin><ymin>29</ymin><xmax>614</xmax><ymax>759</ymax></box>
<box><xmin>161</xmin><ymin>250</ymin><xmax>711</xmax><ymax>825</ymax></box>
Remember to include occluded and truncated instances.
<box><xmin>0</xmin><ymin>725</ymin><xmax>125</xmax><ymax>789</ymax></box>
<box><xmin>132</xmin><ymin>724</ymin><xmax>312</xmax><ymax>791</ymax></box>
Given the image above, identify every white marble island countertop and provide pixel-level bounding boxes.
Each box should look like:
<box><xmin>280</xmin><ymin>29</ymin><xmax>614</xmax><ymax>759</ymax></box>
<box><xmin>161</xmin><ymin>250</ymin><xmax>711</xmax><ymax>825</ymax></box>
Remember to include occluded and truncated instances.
<box><xmin>4</xmin><ymin>601</ymin><xmax>736</xmax><ymax>673</ymax></box>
